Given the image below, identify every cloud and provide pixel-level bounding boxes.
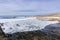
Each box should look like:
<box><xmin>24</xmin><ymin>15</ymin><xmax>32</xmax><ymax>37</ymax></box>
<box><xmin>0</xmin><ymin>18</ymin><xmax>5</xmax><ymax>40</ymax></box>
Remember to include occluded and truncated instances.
<box><xmin>0</xmin><ymin>0</ymin><xmax>60</xmax><ymax>15</ymax></box>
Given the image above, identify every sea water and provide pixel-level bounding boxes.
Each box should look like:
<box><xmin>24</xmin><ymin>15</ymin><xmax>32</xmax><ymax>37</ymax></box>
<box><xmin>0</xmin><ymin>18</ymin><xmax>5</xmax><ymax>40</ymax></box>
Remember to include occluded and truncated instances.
<box><xmin>0</xmin><ymin>18</ymin><xmax>59</xmax><ymax>34</ymax></box>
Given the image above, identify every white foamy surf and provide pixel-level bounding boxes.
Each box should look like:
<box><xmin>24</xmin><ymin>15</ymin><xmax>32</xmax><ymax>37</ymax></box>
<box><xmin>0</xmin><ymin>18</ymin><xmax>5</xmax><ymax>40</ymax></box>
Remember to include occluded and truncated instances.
<box><xmin>0</xmin><ymin>17</ymin><xmax>59</xmax><ymax>34</ymax></box>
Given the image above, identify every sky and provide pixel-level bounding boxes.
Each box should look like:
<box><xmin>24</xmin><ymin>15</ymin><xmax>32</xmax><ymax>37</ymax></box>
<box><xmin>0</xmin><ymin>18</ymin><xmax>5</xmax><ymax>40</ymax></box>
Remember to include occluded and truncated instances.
<box><xmin>0</xmin><ymin>0</ymin><xmax>60</xmax><ymax>15</ymax></box>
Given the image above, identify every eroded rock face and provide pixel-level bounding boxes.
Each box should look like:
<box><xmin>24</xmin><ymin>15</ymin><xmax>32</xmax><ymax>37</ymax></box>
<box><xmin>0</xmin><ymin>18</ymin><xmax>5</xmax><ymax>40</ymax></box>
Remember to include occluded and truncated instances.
<box><xmin>42</xmin><ymin>23</ymin><xmax>60</xmax><ymax>33</ymax></box>
<box><xmin>42</xmin><ymin>23</ymin><xmax>60</xmax><ymax>40</ymax></box>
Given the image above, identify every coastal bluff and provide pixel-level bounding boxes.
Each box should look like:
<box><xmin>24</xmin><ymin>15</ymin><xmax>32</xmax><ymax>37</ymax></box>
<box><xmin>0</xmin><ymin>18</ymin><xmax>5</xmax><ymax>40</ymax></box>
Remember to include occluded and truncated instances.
<box><xmin>28</xmin><ymin>13</ymin><xmax>60</xmax><ymax>21</ymax></box>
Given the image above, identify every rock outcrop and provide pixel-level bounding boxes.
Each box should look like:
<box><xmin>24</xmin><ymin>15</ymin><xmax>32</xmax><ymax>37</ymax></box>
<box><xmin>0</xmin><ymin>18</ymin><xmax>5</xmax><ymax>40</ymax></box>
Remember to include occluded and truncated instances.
<box><xmin>42</xmin><ymin>23</ymin><xmax>60</xmax><ymax>40</ymax></box>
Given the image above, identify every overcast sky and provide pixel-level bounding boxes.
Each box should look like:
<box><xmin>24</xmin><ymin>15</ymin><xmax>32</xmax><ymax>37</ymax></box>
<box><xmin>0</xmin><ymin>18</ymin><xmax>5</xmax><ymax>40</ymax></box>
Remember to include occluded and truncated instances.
<box><xmin>0</xmin><ymin>0</ymin><xmax>60</xmax><ymax>15</ymax></box>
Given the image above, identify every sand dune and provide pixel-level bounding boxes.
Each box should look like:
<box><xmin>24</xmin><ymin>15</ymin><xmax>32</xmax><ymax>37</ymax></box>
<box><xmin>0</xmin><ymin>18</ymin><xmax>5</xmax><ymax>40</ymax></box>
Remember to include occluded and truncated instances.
<box><xmin>29</xmin><ymin>13</ymin><xmax>60</xmax><ymax>21</ymax></box>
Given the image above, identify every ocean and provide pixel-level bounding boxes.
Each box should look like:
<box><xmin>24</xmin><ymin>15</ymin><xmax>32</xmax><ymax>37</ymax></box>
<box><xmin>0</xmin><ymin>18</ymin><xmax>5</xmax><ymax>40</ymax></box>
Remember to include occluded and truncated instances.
<box><xmin>0</xmin><ymin>18</ymin><xmax>59</xmax><ymax>34</ymax></box>
<box><xmin>0</xmin><ymin>15</ymin><xmax>34</xmax><ymax>19</ymax></box>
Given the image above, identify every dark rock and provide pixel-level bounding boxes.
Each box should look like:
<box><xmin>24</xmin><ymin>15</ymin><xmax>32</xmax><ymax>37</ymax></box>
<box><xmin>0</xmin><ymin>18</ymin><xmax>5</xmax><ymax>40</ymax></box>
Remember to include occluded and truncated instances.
<box><xmin>42</xmin><ymin>23</ymin><xmax>60</xmax><ymax>33</ymax></box>
<box><xmin>42</xmin><ymin>23</ymin><xmax>60</xmax><ymax>40</ymax></box>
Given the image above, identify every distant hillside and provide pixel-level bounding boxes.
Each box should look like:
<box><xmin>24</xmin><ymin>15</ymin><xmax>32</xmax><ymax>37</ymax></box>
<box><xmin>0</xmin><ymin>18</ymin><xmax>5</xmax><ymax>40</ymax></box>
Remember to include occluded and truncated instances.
<box><xmin>35</xmin><ymin>13</ymin><xmax>60</xmax><ymax>17</ymax></box>
<box><xmin>28</xmin><ymin>13</ymin><xmax>60</xmax><ymax>21</ymax></box>
<box><xmin>47</xmin><ymin>13</ymin><xmax>60</xmax><ymax>17</ymax></box>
